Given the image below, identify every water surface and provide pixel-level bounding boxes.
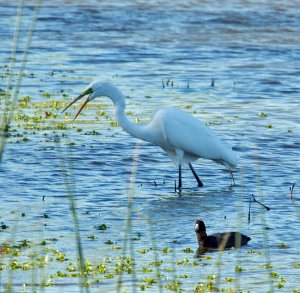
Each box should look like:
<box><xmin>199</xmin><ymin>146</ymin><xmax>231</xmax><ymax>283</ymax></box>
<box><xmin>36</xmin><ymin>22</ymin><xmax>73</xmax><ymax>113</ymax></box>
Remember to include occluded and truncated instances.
<box><xmin>0</xmin><ymin>0</ymin><xmax>300</xmax><ymax>291</ymax></box>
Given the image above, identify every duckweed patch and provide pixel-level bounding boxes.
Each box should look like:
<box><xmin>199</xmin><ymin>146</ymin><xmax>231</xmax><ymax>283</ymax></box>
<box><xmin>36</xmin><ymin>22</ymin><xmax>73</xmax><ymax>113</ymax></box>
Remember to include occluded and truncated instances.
<box><xmin>95</xmin><ymin>224</ymin><xmax>107</xmax><ymax>231</ymax></box>
<box><xmin>1</xmin><ymin>237</ymin><xmax>248</xmax><ymax>290</ymax></box>
<box><xmin>275</xmin><ymin>243</ymin><xmax>288</xmax><ymax>248</ymax></box>
<box><xmin>0</xmin><ymin>91</ymin><xmax>143</xmax><ymax>144</ymax></box>
<box><xmin>258</xmin><ymin>112</ymin><xmax>268</xmax><ymax>118</ymax></box>
<box><xmin>0</xmin><ymin>202</ymin><xmax>296</xmax><ymax>292</ymax></box>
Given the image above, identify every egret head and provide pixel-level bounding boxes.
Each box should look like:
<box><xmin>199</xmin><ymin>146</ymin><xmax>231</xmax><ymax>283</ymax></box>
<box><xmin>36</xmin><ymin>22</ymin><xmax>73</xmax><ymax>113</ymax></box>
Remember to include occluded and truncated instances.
<box><xmin>62</xmin><ymin>80</ymin><xmax>122</xmax><ymax>120</ymax></box>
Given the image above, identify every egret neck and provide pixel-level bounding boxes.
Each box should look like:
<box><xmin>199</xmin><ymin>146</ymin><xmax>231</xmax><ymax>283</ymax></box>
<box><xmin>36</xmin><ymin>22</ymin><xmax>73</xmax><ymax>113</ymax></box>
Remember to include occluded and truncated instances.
<box><xmin>110</xmin><ymin>91</ymin><xmax>148</xmax><ymax>143</ymax></box>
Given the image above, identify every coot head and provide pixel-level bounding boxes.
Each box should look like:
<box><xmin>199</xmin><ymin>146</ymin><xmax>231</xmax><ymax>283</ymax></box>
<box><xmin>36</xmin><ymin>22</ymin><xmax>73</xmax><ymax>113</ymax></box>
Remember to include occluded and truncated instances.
<box><xmin>194</xmin><ymin>220</ymin><xmax>205</xmax><ymax>231</ymax></box>
<box><xmin>194</xmin><ymin>220</ymin><xmax>207</xmax><ymax>236</ymax></box>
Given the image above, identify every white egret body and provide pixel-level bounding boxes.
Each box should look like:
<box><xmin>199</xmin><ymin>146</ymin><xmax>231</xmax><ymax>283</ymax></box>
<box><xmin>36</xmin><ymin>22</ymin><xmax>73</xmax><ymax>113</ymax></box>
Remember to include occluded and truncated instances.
<box><xmin>62</xmin><ymin>80</ymin><xmax>237</xmax><ymax>189</ymax></box>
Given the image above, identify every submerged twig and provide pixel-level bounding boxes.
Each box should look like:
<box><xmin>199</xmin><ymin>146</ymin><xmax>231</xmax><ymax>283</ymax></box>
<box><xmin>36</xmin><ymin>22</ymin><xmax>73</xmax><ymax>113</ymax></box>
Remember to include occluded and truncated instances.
<box><xmin>230</xmin><ymin>170</ymin><xmax>235</xmax><ymax>186</ymax></box>
<box><xmin>248</xmin><ymin>195</ymin><xmax>252</xmax><ymax>224</ymax></box>
<box><xmin>248</xmin><ymin>194</ymin><xmax>270</xmax><ymax>224</ymax></box>
<box><xmin>252</xmin><ymin>194</ymin><xmax>271</xmax><ymax>211</ymax></box>
<box><xmin>290</xmin><ymin>182</ymin><xmax>295</xmax><ymax>199</ymax></box>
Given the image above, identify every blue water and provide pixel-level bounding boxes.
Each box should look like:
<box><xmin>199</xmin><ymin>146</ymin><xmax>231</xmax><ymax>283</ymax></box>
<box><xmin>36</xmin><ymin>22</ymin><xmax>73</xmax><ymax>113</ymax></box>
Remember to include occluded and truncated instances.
<box><xmin>1</xmin><ymin>0</ymin><xmax>300</xmax><ymax>292</ymax></box>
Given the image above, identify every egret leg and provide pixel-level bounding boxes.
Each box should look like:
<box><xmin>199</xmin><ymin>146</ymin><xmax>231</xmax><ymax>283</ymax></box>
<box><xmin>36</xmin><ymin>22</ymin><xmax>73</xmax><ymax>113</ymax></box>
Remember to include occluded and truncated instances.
<box><xmin>178</xmin><ymin>164</ymin><xmax>182</xmax><ymax>190</ymax></box>
<box><xmin>230</xmin><ymin>170</ymin><xmax>235</xmax><ymax>186</ymax></box>
<box><xmin>188</xmin><ymin>163</ymin><xmax>203</xmax><ymax>187</ymax></box>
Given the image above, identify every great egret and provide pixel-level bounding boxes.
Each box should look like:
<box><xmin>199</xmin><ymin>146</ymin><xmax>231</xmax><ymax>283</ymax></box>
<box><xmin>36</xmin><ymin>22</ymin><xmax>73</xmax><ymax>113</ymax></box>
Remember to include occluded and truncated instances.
<box><xmin>194</xmin><ymin>220</ymin><xmax>251</xmax><ymax>249</ymax></box>
<box><xmin>62</xmin><ymin>80</ymin><xmax>237</xmax><ymax>190</ymax></box>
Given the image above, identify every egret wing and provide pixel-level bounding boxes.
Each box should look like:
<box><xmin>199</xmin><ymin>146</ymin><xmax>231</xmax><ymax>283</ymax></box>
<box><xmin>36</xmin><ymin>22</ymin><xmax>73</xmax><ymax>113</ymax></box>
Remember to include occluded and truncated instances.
<box><xmin>159</xmin><ymin>108</ymin><xmax>236</xmax><ymax>165</ymax></box>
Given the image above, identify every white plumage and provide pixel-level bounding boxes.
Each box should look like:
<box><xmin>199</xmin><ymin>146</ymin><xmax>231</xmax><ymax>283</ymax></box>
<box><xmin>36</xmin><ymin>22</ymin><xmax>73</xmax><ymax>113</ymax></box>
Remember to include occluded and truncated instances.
<box><xmin>62</xmin><ymin>80</ymin><xmax>237</xmax><ymax>189</ymax></box>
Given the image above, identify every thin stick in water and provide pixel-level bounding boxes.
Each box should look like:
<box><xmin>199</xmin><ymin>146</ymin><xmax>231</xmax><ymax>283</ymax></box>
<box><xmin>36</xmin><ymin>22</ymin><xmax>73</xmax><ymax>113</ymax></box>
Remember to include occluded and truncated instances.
<box><xmin>290</xmin><ymin>182</ymin><xmax>295</xmax><ymax>199</ymax></box>
<box><xmin>248</xmin><ymin>194</ymin><xmax>252</xmax><ymax>224</ymax></box>
<box><xmin>252</xmin><ymin>194</ymin><xmax>271</xmax><ymax>211</ymax></box>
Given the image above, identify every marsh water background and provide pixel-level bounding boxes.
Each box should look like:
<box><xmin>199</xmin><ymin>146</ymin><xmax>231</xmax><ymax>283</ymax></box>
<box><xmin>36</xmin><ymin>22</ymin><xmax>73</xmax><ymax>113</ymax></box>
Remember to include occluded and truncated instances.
<box><xmin>0</xmin><ymin>0</ymin><xmax>300</xmax><ymax>291</ymax></box>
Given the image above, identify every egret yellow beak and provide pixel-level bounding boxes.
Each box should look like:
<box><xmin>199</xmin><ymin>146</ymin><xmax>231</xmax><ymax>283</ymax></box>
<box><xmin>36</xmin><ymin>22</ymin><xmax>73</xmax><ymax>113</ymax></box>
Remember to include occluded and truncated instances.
<box><xmin>62</xmin><ymin>88</ymin><xmax>93</xmax><ymax>120</ymax></box>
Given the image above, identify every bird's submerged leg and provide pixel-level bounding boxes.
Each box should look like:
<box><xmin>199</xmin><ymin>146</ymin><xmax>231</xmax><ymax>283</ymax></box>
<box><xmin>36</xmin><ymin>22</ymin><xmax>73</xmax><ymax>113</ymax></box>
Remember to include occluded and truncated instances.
<box><xmin>188</xmin><ymin>163</ymin><xmax>203</xmax><ymax>187</ymax></box>
<box><xmin>178</xmin><ymin>164</ymin><xmax>182</xmax><ymax>190</ymax></box>
<box><xmin>230</xmin><ymin>170</ymin><xmax>235</xmax><ymax>186</ymax></box>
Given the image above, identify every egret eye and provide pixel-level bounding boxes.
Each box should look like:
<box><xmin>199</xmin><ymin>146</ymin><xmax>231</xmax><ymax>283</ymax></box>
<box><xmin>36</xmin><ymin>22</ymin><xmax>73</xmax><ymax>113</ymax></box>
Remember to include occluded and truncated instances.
<box><xmin>82</xmin><ymin>88</ymin><xmax>93</xmax><ymax>96</ymax></box>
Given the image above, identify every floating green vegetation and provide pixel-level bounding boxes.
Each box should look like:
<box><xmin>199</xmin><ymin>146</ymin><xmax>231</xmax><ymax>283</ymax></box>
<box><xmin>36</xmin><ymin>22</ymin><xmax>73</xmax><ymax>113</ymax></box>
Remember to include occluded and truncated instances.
<box><xmin>235</xmin><ymin>265</ymin><xmax>243</xmax><ymax>272</ymax></box>
<box><xmin>258</xmin><ymin>112</ymin><xmax>268</xmax><ymax>118</ymax></box>
<box><xmin>95</xmin><ymin>224</ymin><xmax>107</xmax><ymax>231</ymax></box>
<box><xmin>270</xmin><ymin>272</ymin><xmax>279</xmax><ymax>278</ymax></box>
<box><xmin>194</xmin><ymin>280</ymin><xmax>219</xmax><ymax>292</ymax></box>
<box><xmin>112</xmin><ymin>245</ymin><xmax>121</xmax><ymax>250</ymax></box>
<box><xmin>165</xmin><ymin>279</ymin><xmax>182</xmax><ymax>291</ymax></box>
<box><xmin>247</xmin><ymin>249</ymin><xmax>264</xmax><ymax>255</ymax></box>
<box><xmin>0</xmin><ymin>235</ymin><xmax>294</xmax><ymax>292</ymax></box>
<box><xmin>275</xmin><ymin>243</ymin><xmax>288</xmax><ymax>248</ymax></box>
<box><xmin>142</xmin><ymin>267</ymin><xmax>153</xmax><ymax>273</ymax></box>
<box><xmin>138</xmin><ymin>248</ymin><xmax>148</xmax><ymax>254</ymax></box>
<box><xmin>41</xmin><ymin>92</ymin><xmax>51</xmax><ymax>98</ymax></box>
<box><xmin>176</xmin><ymin>258</ymin><xmax>189</xmax><ymax>265</ymax></box>
<box><xmin>149</xmin><ymin>260</ymin><xmax>163</xmax><ymax>267</ymax></box>
<box><xmin>262</xmin><ymin>263</ymin><xmax>273</xmax><ymax>269</ymax></box>
<box><xmin>202</xmin><ymin>255</ymin><xmax>213</xmax><ymax>260</ymax></box>
<box><xmin>18</xmin><ymin>96</ymin><xmax>31</xmax><ymax>108</ymax></box>
<box><xmin>206</xmin><ymin>121</ymin><xmax>222</xmax><ymax>126</ymax></box>
<box><xmin>0</xmin><ymin>90</ymin><xmax>123</xmax><ymax>144</ymax></box>
<box><xmin>110</xmin><ymin>120</ymin><xmax>118</xmax><ymax>127</ymax></box>
<box><xmin>182</xmin><ymin>247</ymin><xmax>194</xmax><ymax>253</ymax></box>
<box><xmin>162</xmin><ymin>247</ymin><xmax>170</xmax><ymax>254</ymax></box>
<box><xmin>142</xmin><ymin>277</ymin><xmax>156</xmax><ymax>286</ymax></box>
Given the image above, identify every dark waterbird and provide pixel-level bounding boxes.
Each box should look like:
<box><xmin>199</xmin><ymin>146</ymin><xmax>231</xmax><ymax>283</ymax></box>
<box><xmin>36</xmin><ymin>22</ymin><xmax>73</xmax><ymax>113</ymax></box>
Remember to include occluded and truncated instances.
<box><xmin>194</xmin><ymin>220</ymin><xmax>251</xmax><ymax>250</ymax></box>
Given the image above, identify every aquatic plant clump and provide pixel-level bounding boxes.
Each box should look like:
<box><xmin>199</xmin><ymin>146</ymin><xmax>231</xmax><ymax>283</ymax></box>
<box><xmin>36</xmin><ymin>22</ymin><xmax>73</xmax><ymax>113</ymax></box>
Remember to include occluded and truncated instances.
<box><xmin>1</xmin><ymin>235</ymin><xmax>298</xmax><ymax>292</ymax></box>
